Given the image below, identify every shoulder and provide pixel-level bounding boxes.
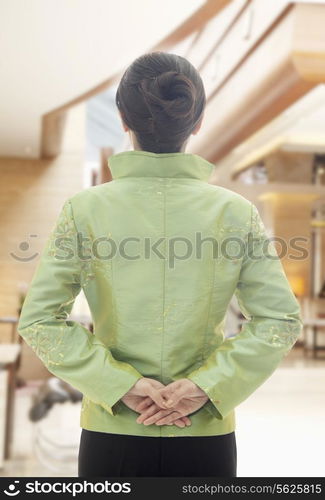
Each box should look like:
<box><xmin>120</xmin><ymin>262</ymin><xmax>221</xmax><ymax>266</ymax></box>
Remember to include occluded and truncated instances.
<box><xmin>63</xmin><ymin>183</ymin><xmax>118</xmax><ymax>227</ymax></box>
<box><xmin>64</xmin><ymin>181</ymin><xmax>254</xmax><ymax>227</ymax></box>
<box><xmin>203</xmin><ymin>183</ymin><xmax>253</xmax><ymax>220</ymax></box>
<box><xmin>207</xmin><ymin>183</ymin><xmax>251</xmax><ymax>204</ymax></box>
<box><xmin>69</xmin><ymin>182</ymin><xmax>115</xmax><ymax>204</ymax></box>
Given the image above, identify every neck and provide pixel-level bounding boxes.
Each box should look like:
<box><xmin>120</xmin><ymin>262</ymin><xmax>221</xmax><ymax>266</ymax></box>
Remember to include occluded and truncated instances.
<box><xmin>130</xmin><ymin>131</ymin><xmax>188</xmax><ymax>153</ymax></box>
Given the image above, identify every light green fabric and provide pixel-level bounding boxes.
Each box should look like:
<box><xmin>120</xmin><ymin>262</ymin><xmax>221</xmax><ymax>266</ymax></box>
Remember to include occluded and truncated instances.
<box><xmin>18</xmin><ymin>150</ymin><xmax>303</xmax><ymax>437</ymax></box>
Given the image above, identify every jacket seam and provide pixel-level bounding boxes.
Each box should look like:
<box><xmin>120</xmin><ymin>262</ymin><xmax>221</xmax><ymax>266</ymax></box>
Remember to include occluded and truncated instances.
<box><xmin>109</xmin><ymin>244</ymin><xmax>118</xmax><ymax>349</ymax></box>
<box><xmin>66</xmin><ymin>198</ymin><xmax>82</xmax><ymax>287</ymax></box>
<box><xmin>200</xmin><ymin>247</ymin><xmax>218</xmax><ymax>364</ymax></box>
<box><xmin>69</xmin><ymin>197</ymin><xmax>118</xmax><ymax>347</ymax></box>
<box><xmin>160</xmin><ymin>179</ymin><xmax>166</xmax><ymax>390</ymax></box>
<box><xmin>159</xmin><ymin>179</ymin><xmax>167</xmax><ymax>438</ymax></box>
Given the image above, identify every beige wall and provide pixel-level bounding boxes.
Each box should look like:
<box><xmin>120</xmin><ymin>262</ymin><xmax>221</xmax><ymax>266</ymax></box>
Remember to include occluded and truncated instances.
<box><xmin>0</xmin><ymin>104</ymin><xmax>85</xmax><ymax>379</ymax></box>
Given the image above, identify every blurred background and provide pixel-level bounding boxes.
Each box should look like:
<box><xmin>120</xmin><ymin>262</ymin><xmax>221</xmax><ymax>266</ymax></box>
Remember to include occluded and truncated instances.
<box><xmin>0</xmin><ymin>0</ymin><xmax>324</xmax><ymax>477</ymax></box>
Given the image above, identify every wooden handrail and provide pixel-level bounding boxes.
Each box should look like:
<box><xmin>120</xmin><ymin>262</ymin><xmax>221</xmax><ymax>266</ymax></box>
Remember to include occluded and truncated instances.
<box><xmin>41</xmin><ymin>0</ymin><xmax>234</xmax><ymax>158</ymax></box>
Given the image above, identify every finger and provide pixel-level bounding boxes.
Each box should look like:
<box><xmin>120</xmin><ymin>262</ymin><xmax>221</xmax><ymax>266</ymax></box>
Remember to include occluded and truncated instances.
<box><xmin>164</xmin><ymin>383</ymin><xmax>192</xmax><ymax>408</ymax></box>
<box><xmin>135</xmin><ymin>397</ymin><xmax>152</xmax><ymax>413</ymax></box>
<box><xmin>147</xmin><ymin>386</ymin><xmax>169</xmax><ymax>408</ymax></box>
<box><xmin>158</xmin><ymin>389</ymin><xmax>177</xmax><ymax>408</ymax></box>
<box><xmin>165</xmin><ymin>417</ymin><xmax>191</xmax><ymax>428</ymax></box>
<box><xmin>158</xmin><ymin>382</ymin><xmax>177</xmax><ymax>401</ymax></box>
<box><xmin>142</xmin><ymin>409</ymin><xmax>175</xmax><ymax>426</ymax></box>
<box><xmin>159</xmin><ymin>418</ymin><xmax>186</xmax><ymax>428</ymax></box>
<box><xmin>174</xmin><ymin>419</ymin><xmax>187</xmax><ymax>428</ymax></box>
<box><xmin>170</xmin><ymin>419</ymin><xmax>185</xmax><ymax>428</ymax></box>
<box><xmin>158</xmin><ymin>415</ymin><xmax>191</xmax><ymax>427</ymax></box>
<box><xmin>181</xmin><ymin>416</ymin><xmax>191</xmax><ymax>426</ymax></box>
<box><xmin>154</xmin><ymin>411</ymin><xmax>183</xmax><ymax>426</ymax></box>
<box><xmin>159</xmin><ymin>380</ymin><xmax>189</xmax><ymax>408</ymax></box>
<box><xmin>165</xmin><ymin>416</ymin><xmax>191</xmax><ymax>426</ymax></box>
<box><xmin>137</xmin><ymin>404</ymin><xmax>175</xmax><ymax>424</ymax></box>
<box><xmin>141</xmin><ymin>409</ymin><xmax>168</xmax><ymax>425</ymax></box>
<box><xmin>136</xmin><ymin>404</ymin><xmax>158</xmax><ymax>423</ymax></box>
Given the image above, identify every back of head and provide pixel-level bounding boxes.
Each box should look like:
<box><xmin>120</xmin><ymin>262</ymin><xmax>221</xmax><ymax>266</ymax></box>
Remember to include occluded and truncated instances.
<box><xmin>115</xmin><ymin>51</ymin><xmax>206</xmax><ymax>153</ymax></box>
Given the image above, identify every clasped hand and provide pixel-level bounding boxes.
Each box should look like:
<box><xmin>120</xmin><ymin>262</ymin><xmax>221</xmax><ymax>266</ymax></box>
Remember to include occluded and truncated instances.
<box><xmin>120</xmin><ymin>377</ymin><xmax>209</xmax><ymax>428</ymax></box>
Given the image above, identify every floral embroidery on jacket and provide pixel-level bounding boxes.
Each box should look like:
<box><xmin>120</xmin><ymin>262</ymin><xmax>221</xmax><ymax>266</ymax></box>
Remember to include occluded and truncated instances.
<box><xmin>256</xmin><ymin>321</ymin><xmax>302</xmax><ymax>349</ymax></box>
<box><xmin>21</xmin><ymin>324</ymin><xmax>66</xmax><ymax>368</ymax></box>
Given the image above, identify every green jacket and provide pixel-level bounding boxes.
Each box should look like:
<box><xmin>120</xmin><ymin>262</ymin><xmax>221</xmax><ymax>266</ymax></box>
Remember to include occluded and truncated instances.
<box><xmin>18</xmin><ymin>150</ymin><xmax>303</xmax><ymax>437</ymax></box>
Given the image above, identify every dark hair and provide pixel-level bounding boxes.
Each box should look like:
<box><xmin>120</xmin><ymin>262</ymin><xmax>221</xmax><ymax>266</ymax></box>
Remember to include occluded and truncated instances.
<box><xmin>115</xmin><ymin>51</ymin><xmax>206</xmax><ymax>153</ymax></box>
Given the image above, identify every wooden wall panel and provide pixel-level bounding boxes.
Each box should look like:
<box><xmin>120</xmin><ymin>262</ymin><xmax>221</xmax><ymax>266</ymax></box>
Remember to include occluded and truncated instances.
<box><xmin>0</xmin><ymin>105</ymin><xmax>85</xmax><ymax>379</ymax></box>
<box><xmin>259</xmin><ymin>193</ymin><xmax>318</xmax><ymax>298</ymax></box>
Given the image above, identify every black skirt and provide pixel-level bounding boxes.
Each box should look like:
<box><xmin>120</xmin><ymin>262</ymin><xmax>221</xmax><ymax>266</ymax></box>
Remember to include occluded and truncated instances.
<box><xmin>78</xmin><ymin>428</ymin><xmax>237</xmax><ymax>477</ymax></box>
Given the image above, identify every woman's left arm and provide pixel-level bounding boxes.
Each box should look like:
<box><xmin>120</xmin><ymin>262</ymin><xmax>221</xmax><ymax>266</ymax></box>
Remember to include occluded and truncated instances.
<box><xmin>17</xmin><ymin>198</ymin><xmax>143</xmax><ymax>416</ymax></box>
<box><xmin>186</xmin><ymin>202</ymin><xmax>304</xmax><ymax>419</ymax></box>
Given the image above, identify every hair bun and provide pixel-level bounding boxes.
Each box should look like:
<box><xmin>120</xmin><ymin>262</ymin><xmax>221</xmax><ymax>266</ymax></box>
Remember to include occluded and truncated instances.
<box><xmin>116</xmin><ymin>52</ymin><xmax>206</xmax><ymax>152</ymax></box>
<box><xmin>157</xmin><ymin>71</ymin><xmax>196</xmax><ymax>119</ymax></box>
<box><xmin>142</xmin><ymin>71</ymin><xmax>196</xmax><ymax>121</ymax></box>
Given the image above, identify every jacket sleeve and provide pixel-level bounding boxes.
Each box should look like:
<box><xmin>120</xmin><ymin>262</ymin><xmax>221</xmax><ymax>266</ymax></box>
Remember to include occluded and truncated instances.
<box><xmin>17</xmin><ymin>198</ymin><xmax>143</xmax><ymax>416</ymax></box>
<box><xmin>187</xmin><ymin>202</ymin><xmax>303</xmax><ymax>419</ymax></box>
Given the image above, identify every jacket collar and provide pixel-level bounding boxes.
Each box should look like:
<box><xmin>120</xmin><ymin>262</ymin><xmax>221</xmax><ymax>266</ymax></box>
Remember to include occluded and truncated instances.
<box><xmin>108</xmin><ymin>150</ymin><xmax>214</xmax><ymax>181</ymax></box>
